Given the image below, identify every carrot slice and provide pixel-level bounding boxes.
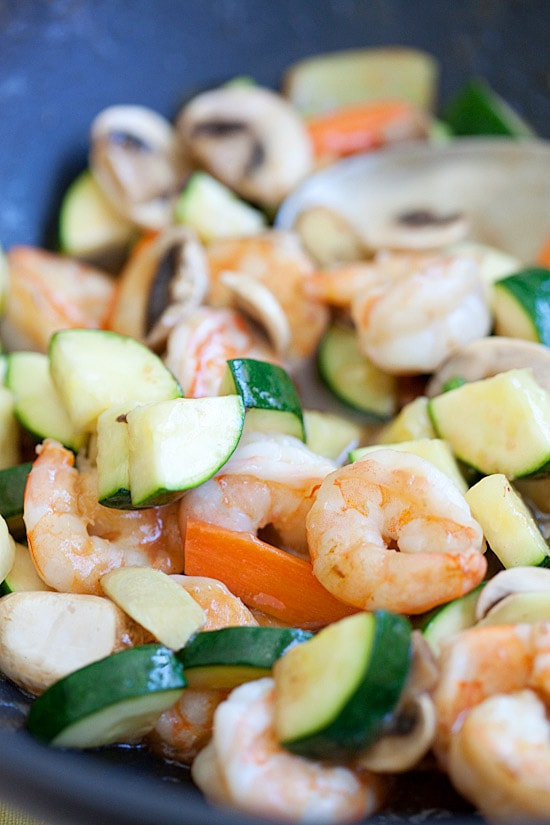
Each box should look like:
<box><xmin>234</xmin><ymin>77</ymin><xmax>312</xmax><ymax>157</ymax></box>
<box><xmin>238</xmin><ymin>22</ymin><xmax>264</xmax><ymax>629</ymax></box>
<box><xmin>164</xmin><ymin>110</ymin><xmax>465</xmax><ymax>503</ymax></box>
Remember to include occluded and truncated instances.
<box><xmin>305</xmin><ymin>99</ymin><xmax>428</xmax><ymax>163</ymax></box>
<box><xmin>183</xmin><ymin>518</ymin><xmax>357</xmax><ymax>629</ymax></box>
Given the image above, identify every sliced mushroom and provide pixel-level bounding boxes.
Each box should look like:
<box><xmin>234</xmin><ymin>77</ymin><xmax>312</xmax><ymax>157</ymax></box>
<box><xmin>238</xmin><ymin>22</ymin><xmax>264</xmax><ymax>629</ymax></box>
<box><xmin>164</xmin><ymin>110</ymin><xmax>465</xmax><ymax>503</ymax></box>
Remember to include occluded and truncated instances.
<box><xmin>276</xmin><ymin>138</ymin><xmax>550</xmax><ymax>261</ymax></box>
<box><xmin>176</xmin><ymin>85</ymin><xmax>313</xmax><ymax>205</ymax></box>
<box><xmin>475</xmin><ymin>566</ymin><xmax>550</xmax><ymax>621</ymax></box>
<box><xmin>357</xmin><ymin>693</ymin><xmax>436</xmax><ymax>773</ymax></box>
<box><xmin>0</xmin><ymin>591</ymin><xmax>149</xmax><ymax>695</ymax></box>
<box><xmin>90</xmin><ymin>105</ymin><xmax>190</xmax><ymax>229</ymax></box>
<box><xmin>293</xmin><ymin>205</ymin><xmax>371</xmax><ymax>266</ymax></box>
<box><xmin>426</xmin><ymin>336</ymin><xmax>550</xmax><ymax>397</ymax></box>
<box><xmin>372</xmin><ymin>207</ymin><xmax>469</xmax><ymax>250</ymax></box>
<box><xmin>108</xmin><ymin>224</ymin><xmax>210</xmax><ymax>350</ymax></box>
<box><xmin>220</xmin><ymin>270</ymin><xmax>291</xmax><ymax>356</ymax></box>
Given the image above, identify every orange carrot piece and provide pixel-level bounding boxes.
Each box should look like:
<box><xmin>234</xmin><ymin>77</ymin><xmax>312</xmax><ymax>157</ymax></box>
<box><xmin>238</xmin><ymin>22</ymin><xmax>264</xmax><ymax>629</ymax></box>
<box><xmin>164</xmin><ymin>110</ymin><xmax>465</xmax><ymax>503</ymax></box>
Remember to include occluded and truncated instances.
<box><xmin>183</xmin><ymin>518</ymin><xmax>357</xmax><ymax>630</ymax></box>
<box><xmin>537</xmin><ymin>234</ymin><xmax>550</xmax><ymax>268</ymax></box>
<box><xmin>306</xmin><ymin>99</ymin><xmax>428</xmax><ymax>163</ymax></box>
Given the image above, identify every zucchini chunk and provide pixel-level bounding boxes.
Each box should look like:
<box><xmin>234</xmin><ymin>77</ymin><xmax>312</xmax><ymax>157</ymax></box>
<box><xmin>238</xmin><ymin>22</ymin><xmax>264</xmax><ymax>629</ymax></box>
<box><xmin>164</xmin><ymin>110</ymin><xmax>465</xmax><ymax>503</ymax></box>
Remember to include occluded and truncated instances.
<box><xmin>96</xmin><ymin>402</ymin><xmax>133</xmax><ymax>509</ymax></box>
<box><xmin>49</xmin><ymin>328</ymin><xmax>182</xmax><ymax>433</ymax></box>
<box><xmin>303</xmin><ymin>409</ymin><xmax>363</xmax><ymax>461</ymax></box>
<box><xmin>317</xmin><ymin>324</ymin><xmax>397</xmax><ymax>419</ymax></box>
<box><xmin>0</xmin><ymin>541</ymin><xmax>51</xmax><ymax>594</ymax></box>
<box><xmin>442</xmin><ymin>78</ymin><xmax>535</xmax><ymax>137</ymax></box>
<box><xmin>100</xmin><ymin>567</ymin><xmax>206</xmax><ymax>650</ymax></box>
<box><xmin>125</xmin><ymin>395</ymin><xmax>245</xmax><ymax>507</ymax></box>
<box><xmin>175</xmin><ymin>171</ymin><xmax>266</xmax><ymax>243</ymax></box>
<box><xmin>178</xmin><ymin>626</ymin><xmax>313</xmax><ymax>689</ymax></box>
<box><xmin>273</xmin><ymin>610</ymin><xmax>411</xmax><ymax>760</ymax></box>
<box><xmin>221</xmin><ymin>358</ymin><xmax>305</xmax><ymax>440</ymax></box>
<box><xmin>420</xmin><ymin>586</ymin><xmax>482</xmax><ymax>656</ymax></box>
<box><xmin>27</xmin><ymin>644</ymin><xmax>187</xmax><ymax>747</ymax></box>
<box><xmin>465</xmin><ymin>473</ymin><xmax>550</xmax><ymax>568</ymax></box>
<box><xmin>493</xmin><ymin>267</ymin><xmax>550</xmax><ymax>345</ymax></box>
<box><xmin>58</xmin><ymin>169</ymin><xmax>135</xmax><ymax>269</ymax></box>
<box><xmin>6</xmin><ymin>351</ymin><xmax>86</xmax><ymax>451</ymax></box>
<box><xmin>429</xmin><ymin>368</ymin><xmax>550</xmax><ymax>478</ymax></box>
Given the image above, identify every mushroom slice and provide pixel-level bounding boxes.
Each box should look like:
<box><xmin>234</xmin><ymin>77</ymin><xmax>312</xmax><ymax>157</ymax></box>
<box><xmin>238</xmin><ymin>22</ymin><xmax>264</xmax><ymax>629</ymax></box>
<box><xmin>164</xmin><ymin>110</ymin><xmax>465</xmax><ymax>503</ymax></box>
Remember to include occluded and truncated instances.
<box><xmin>220</xmin><ymin>270</ymin><xmax>291</xmax><ymax>356</ymax></box>
<box><xmin>176</xmin><ymin>85</ymin><xmax>313</xmax><ymax>205</ymax></box>
<box><xmin>276</xmin><ymin>138</ymin><xmax>550</xmax><ymax>261</ymax></box>
<box><xmin>108</xmin><ymin>225</ymin><xmax>209</xmax><ymax>350</ymax></box>
<box><xmin>475</xmin><ymin>566</ymin><xmax>550</xmax><ymax>621</ymax></box>
<box><xmin>372</xmin><ymin>207</ymin><xmax>469</xmax><ymax>250</ymax></box>
<box><xmin>293</xmin><ymin>205</ymin><xmax>371</xmax><ymax>267</ymax></box>
<box><xmin>90</xmin><ymin>105</ymin><xmax>189</xmax><ymax>229</ymax></box>
<box><xmin>426</xmin><ymin>336</ymin><xmax>550</xmax><ymax>397</ymax></box>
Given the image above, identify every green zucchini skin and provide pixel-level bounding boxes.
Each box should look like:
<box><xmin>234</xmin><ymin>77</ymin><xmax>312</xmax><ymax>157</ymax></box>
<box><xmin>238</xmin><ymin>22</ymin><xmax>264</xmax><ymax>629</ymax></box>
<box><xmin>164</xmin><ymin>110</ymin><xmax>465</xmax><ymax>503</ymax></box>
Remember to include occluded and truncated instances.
<box><xmin>494</xmin><ymin>267</ymin><xmax>550</xmax><ymax>346</ymax></box>
<box><xmin>178</xmin><ymin>626</ymin><xmax>313</xmax><ymax>688</ymax></box>
<box><xmin>0</xmin><ymin>462</ymin><xmax>32</xmax><ymax>535</ymax></box>
<box><xmin>27</xmin><ymin>644</ymin><xmax>186</xmax><ymax>746</ymax></box>
<box><xmin>281</xmin><ymin>610</ymin><xmax>412</xmax><ymax>761</ymax></box>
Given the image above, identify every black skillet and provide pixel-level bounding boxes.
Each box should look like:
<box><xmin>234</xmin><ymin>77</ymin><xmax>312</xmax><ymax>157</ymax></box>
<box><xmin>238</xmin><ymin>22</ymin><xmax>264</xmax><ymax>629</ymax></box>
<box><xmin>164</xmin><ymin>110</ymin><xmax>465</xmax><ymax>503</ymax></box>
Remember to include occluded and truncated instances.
<box><xmin>0</xmin><ymin>1</ymin><xmax>548</xmax><ymax>823</ymax></box>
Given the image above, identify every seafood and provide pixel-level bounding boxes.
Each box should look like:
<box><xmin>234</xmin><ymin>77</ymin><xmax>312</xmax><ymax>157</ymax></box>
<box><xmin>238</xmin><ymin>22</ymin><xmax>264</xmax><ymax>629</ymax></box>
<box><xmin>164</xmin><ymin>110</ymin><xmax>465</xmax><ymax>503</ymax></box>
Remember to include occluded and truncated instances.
<box><xmin>179</xmin><ymin>429</ymin><xmax>336</xmax><ymax>557</ymax></box>
<box><xmin>191</xmin><ymin>677</ymin><xmax>388</xmax><ymax>823</ymax></box>
<box><xmin>306</xmin><ymin>448</ymin><xmax>486</xmax><ymax>614</ymax></box>
<box><xmin>206</xmin><ymin>230</ymin><xmax>330</xmax><ymax>362</ymax></box>
<box><xmin>23</xmin><ymin>439</ymin><xmax>183</xmax><ymax>595</ymax></box>
<box><xmin>351</xmin><ymin>252</ymin><xmax>491</xmax><ymax>374</ymax></box>
<box><xmin>164</xmin><ymin>306</ymin><xmax>278</xmax><ymax>398</ymax></box>
<box><xmin>3</xmin><ymin>246</ymin><xmax>115</xmax><ymax>352</ymax></box>
<box><xmin>432</xmin><ymin>622</ymin><xmax>550</xmax><ymax>822</ymax></box>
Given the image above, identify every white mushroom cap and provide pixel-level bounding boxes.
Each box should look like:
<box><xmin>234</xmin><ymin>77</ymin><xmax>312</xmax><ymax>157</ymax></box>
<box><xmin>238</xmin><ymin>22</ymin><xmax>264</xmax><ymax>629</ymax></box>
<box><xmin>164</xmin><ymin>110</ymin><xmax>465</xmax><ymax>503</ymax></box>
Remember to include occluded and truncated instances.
<box><xmin>176</xmin><ymin>85</ymin><xmax>313</xmax><ymax>204</ymax></box>
<box><xmin>90</xmin><ymin>105</ymin><xmax>189</xmax><ymax>229</ymax></box>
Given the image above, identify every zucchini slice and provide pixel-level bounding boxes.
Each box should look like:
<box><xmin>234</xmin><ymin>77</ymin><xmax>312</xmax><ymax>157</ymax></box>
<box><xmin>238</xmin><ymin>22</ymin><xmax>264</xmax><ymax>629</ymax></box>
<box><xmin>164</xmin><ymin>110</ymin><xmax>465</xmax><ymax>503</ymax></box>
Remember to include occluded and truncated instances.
<box><xmin>420</xmin><ymin>585</ymin><xmax>482</xmax><ymax>656</ymax></box>
<box><xmin>429</xmin><ymin>368</ymin><xmax>550</xmax><ymax>478</ymax></box>
<box><xmin>6</xmin><ymin>351</ymin><xmax>86</xmax><ymax>451</ymax></box>
<box><xmin>0</xmin><ymin>461</ymin><xmax>33</xmax><ymax>535</ymax></box>
<box><xmin>0</xmin><ymin>541</ymin><xmax>51</xmax><ymax>594</ymax></box>
<box><xmin>125</xmin><ymin>395</ymin><xmax>245</xmax><ymax>507</ymax></box>
<box><xmin>175</xmin><ymin>171</ymin><xmax>266</xmax><ymax>243</ymax></box>
<box><xmin>27</xmin><ymin>644</ymin><xmax>187</xmax><ymax>748</ymax></box>
<box><xmin>493</xmin><ymin>267</ymin><xmax>550</xmax><ymax>345</ymax></box>
<box><xmin>49</xmin><ymin>329</ymin><xmax>182</xmax><ymax>433</ymax></box>
<box><xmin>303</xmin><ymin>409</ymin><xmax>363</xmax><ymax>461</ymax></box>
<box><xmin>221</xmin><ymin>358</ymin><xmax>305</xmax><ymax>440</ymax></box>
<box><xmin>273</xmin><ymin>610</ymin><xmax>411</xmax><ymax>760</ymax></box>
<box><xmin>443</xmin><ymin>78</ymin><xmax>535</xmax><ymax>137</ymax></box>
<box><xmin>178</xmin><ymin>626</ymin><xmax>313</xmax><ymax>689</ymax></box>
<box><xmin>465</xmin><ymin>473</ymin><xmax>550</xmax><ymax>568</ymax></box>
<box><xmin>318</xmin><ymin>324</ymin><xmax>397</xmax><ymax>419</ymax></box>
<box><xmin>96</xmin><ymin>402</ymin><xmax>133</xmax><ymax>509</ymax></box>
<box><xmin>58</xmin><ymin>169</ymin><xmax>134</xmax><ymax>269</ymax></box>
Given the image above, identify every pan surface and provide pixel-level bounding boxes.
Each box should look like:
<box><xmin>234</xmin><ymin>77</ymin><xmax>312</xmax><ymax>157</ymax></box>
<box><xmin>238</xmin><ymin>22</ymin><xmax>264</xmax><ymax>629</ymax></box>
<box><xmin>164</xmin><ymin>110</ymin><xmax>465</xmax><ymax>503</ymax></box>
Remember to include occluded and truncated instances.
<box><xmin>0</xmin><ymin>1</ymin><xmax>549</xmax><ymax>824</ymax></box>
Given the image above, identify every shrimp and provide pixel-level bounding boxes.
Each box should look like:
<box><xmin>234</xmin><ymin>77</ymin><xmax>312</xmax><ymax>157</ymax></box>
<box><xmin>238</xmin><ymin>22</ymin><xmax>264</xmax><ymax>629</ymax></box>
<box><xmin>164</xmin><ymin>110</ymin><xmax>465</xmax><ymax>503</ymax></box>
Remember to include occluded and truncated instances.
<box><xmin>179</xmin><ymin>429</ymin><xmax>337</xmax><ymax>558</ymax></box>
<box><xmin>164</xmin><ymin>306</ymin><xmax>278</xmax><ymax>398</ymax></box>
<box><xmin>431</xmin><ymin>622</ymin><xmax>550</xmax><ymax>822</ymax></box>
<box><xmin>351</xmin><ymin>252</ymin><xmax>491</xmax><ymax>374</ymax></box>
<box><xmin>146</xmin><ymin>575</ymin><xmax>257</xmax><ymax>765</ymax></box>
<box><xmin>306</xmin><ymin>448</ymin><xmax>486</xmax><ymax>615</ymax></box>
<box><xmin>206</xmin><ymin>230</ymin><xmax>330</xmax><ymax>362</ymax></box>
<box><xmin>23</xmin><ymin>439</ymin><xmax>183</xmax><ymax>595</ymax></box>
<box><xmin>191</xmin><ymin>678</ymin><xmax>388</xmax><ymax>824</ymax></box>
<box><xmin>3</xmin><ymin>245</ymin><xmax>115</xmax><ymax>352</ymax></box>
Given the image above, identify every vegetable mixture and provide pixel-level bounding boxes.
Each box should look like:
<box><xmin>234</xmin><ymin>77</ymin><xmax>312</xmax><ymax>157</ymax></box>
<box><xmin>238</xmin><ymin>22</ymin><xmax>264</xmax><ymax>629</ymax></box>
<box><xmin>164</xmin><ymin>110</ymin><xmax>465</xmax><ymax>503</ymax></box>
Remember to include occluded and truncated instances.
<box><xmin>1</xmin><ymin>45</ymin><xmax>550</xmax><ymax>824</ymax></box>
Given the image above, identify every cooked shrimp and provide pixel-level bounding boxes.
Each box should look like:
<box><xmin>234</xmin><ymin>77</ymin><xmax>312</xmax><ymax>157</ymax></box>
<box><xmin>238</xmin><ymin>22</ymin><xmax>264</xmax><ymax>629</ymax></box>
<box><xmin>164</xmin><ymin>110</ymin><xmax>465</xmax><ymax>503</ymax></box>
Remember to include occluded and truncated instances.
<box><xmin>3</xmin><ymin>245</ymin><xmax>115</xmax><ymax>352</ymax></box>
<box><xmin>432</xmin><ymin>622</ymin><xmax>550</xmax><ymax>764</ymax></box>
<box><xmin>351</xmin><ymin>252</ymin><xmax>491</xmax><ymax>374</ymax></box>
<box><xmin>171</xmin><ymin>575</ymin><xmax>259</xmax><ymax>630</ymax></box>
<box><xmin>306</xmin><ymin>448</ymin><xmax>486</xmax><ymax>615</ymax></box>
<box><xmin>431</xmin><ymin>622</ymin><xmax>550</xmax><ymax>821</ymax></box>
<box><xmin>146</xmin><ymin>575</ymin><xmax>257</xmax><ymax>765</ymax></box>
<box><xmin>179</xmin><ymin>429</ymin><xmax>337</xmax><ymax>557</ymax></box>
<box><xmin>191</xmin><ymin>678</ymin><xmax>388</xmax><ymax>824</ymax></box>
<box><xmin>206</xmin><ymin>230</ymin><xmax>330</xmax><ymax>362</ymax></box>
<box><xmin>23</xmin><ymin>439</ymin><xmax>183</xmax><ymax>595</ymax></box>
<box><xmin>164</xmin><ymin>306</ymin><xmax>278</xmax><ymax>397</ymax></box>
